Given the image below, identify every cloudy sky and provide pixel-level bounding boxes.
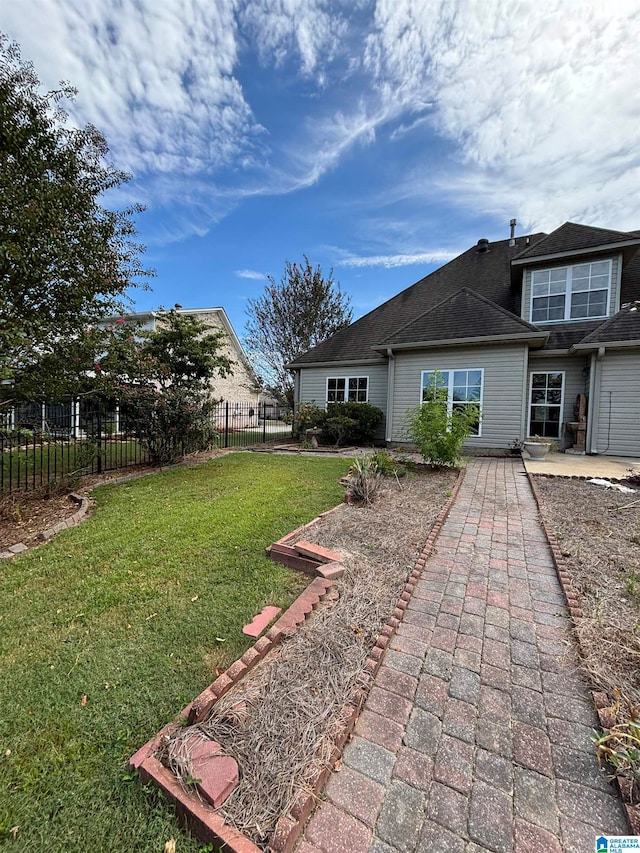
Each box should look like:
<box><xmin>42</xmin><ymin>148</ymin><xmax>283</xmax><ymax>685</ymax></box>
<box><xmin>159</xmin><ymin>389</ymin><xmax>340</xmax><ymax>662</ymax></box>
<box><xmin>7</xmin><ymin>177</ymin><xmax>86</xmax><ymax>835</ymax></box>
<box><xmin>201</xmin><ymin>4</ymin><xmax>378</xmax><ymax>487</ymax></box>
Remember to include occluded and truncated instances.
<box><xmin>4</xmin><ymin>0</ymin><xmax>640</xmax><ymax>337</ymax></box>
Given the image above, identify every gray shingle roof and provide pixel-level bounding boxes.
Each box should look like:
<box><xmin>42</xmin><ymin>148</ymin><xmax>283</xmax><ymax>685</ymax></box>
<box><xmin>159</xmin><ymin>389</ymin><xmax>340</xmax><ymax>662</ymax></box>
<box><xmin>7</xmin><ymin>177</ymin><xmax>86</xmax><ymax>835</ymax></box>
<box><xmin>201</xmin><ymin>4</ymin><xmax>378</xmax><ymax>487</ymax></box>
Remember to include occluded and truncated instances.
<box><xmin>289</xmin><ymin>225</ymin><xmax>640</xmax><ymax>367</ymax></box>
<box><xmin>289</xmin><ymin>233</ymin><xmax>546</xmax><ymax>366</ymax></box>
<box><xmin>514</xmin><ymin>222</ymin><xmax>638</xmax><ymax>260</ymax></box>
<box><xmin>379</xmin><ymin>288</ymin><xmax>545</xmax><ymax>347</ymax></box>
<box><xmin>574</xmin><ymin>305</ymin><xmax>640</xmax><ymax>346</ymax></box>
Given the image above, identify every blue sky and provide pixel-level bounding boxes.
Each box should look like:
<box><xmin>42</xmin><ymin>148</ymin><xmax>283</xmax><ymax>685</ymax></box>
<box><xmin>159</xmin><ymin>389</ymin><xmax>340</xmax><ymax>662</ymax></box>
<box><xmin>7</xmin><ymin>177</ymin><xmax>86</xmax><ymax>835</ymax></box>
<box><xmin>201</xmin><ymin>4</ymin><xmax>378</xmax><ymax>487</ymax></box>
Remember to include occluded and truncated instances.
<box><xmin>4</xmin><ymin>0</ymin><xmax>640</xmax><ymax>343</ymax></box>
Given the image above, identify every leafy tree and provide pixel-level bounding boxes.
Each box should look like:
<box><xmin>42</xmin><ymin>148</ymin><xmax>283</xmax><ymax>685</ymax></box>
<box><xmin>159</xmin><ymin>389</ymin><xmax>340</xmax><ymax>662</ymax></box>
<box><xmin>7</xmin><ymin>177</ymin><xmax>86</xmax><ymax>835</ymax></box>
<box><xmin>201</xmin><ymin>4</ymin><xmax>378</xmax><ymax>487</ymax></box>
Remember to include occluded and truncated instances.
<box><xmin>118</xmin><ymin>309</ymin><xmax>234</xmax><ymax>465</ymax></box>
<box><xmin>0</xmin><ymin>35</ymin><xmax>152</xmax><ymax>393</ymax></box>
<box><xmin>244</xmin><ymin>256</ymin><xmax>353</xmax><ymax>405</ymax></box>
<box><xmin>405</xmin><ymin>371</ymin><xmax>480</xmax><ymax>466</ymax></box>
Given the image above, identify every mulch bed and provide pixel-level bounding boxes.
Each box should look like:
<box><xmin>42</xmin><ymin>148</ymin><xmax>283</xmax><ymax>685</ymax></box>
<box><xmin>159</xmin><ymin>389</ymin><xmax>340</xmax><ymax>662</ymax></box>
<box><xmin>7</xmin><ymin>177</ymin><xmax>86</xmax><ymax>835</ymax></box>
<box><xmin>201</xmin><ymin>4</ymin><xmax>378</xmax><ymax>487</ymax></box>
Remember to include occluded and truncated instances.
<box><xmin>0</xmin><ymin>492</ymin><xmax>83</xmax><ymax>549</ymax></box>
<box><xmin>533</xmin><ymin>476</ymin><xmax>640</xmax><ymax>704</ymax></box>
<box><xmin>158</xmin><ymin>467</ymin><xmax>457</xmax><ymax>849</ymax></box>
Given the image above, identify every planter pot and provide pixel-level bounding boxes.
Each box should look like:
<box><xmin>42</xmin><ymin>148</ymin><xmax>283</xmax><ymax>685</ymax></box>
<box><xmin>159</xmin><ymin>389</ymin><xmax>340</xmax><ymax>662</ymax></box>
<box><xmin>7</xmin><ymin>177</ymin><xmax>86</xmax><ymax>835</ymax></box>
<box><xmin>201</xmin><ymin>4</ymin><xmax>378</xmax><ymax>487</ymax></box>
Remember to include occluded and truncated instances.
<box><xmin>524</xmin><ymin>441</ymin><xmax>550</xmax><ymax>460</ymax></box>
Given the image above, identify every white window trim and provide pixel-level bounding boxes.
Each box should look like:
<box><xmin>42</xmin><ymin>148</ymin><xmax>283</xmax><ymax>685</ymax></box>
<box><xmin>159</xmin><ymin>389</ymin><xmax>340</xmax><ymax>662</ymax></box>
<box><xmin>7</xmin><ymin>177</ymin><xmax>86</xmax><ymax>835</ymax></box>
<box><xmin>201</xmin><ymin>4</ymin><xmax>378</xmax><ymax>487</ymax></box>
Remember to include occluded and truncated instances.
<box><xmin>325</xmin><ymin>375</ymin><xmax>370</xmax><ymax>405</ymax></box>
<box><xmin>527</xmin><ymin>371</ymin><xmax>565</xmax><ymax>439</ymax></box>
<box><xmin>420</xmin><ymin>368</ymin><xmax>484</xmax><ymax>437</ymax></box>
<box><xmin>529</xmin><ymin>259</ymin><xmax>612</xmax><ymax>324</ymax></box>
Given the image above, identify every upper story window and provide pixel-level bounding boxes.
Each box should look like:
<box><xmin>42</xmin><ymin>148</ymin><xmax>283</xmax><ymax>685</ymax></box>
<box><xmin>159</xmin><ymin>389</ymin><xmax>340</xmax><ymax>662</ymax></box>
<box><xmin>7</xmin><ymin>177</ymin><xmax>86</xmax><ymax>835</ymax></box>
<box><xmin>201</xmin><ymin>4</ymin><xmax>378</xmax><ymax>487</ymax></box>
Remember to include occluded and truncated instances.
<box><xmin>327</xmin><ymin>376</ymin><xmax>368</xmax><ymax>403</ymax></box>
<box><xmin>530</xmin><ymin>259</ymin><xmax>611</xmax><ymax>324</ymax></box>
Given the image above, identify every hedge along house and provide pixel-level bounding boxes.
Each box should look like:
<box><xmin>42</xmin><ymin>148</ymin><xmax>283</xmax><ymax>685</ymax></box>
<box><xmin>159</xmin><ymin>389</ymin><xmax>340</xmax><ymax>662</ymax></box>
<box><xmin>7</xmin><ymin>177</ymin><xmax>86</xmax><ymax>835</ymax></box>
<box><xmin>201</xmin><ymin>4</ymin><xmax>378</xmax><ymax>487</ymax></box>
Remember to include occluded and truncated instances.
<box><xmin>289</xmin><ymin>222</ymin><xmax>640</xmax><ymax>456</ymax></box>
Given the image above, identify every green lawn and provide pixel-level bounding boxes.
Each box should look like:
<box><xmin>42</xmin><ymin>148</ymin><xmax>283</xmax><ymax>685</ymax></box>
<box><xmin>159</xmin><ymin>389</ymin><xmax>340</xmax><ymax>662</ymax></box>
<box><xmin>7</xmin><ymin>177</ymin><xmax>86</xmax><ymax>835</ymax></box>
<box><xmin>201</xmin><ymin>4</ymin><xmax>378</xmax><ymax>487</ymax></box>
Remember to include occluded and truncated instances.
<box><xmin>0</xmin><ymin>439</ymin><xmax>145</xmax><ymax>495</ymax></box>
<box><xmin>0</xmin><ymin>453</ymin><xmax>349</xmax><ymax>850</ymax></box>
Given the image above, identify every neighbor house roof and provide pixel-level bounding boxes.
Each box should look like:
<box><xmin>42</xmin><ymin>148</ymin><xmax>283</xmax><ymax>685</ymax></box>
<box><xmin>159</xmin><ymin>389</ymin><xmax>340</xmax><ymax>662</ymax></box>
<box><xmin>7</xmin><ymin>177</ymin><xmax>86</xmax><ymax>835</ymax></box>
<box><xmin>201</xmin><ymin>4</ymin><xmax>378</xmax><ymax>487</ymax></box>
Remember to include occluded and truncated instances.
<box><xmin>376</xmin><ymin>288</ymin><xmax>547</xmax><ymax>349</ymax></box>
<box><xmin>288</xmin><ymin>233</ymin><xmax>546</xmax><ymax>367</ymax></box>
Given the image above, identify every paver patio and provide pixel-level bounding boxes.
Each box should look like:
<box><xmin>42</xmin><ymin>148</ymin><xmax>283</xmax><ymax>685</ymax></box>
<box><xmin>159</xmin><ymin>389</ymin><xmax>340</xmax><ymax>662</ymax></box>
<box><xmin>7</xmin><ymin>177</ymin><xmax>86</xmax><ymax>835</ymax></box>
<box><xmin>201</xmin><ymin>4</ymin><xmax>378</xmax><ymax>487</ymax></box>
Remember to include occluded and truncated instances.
<box><xmin>298</xmin><ymin>458</ymin><xmax>630</xmax><ymax>853</ymax></box>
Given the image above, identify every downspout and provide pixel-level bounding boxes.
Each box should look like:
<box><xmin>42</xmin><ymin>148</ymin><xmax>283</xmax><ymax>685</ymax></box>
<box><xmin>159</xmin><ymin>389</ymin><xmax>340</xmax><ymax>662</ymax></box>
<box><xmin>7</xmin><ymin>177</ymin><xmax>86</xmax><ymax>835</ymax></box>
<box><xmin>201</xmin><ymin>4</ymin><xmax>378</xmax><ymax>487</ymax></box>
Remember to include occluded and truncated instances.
<box><xmin>385</xmin><ymin>348</ymin><xmax>395</xmax><ymax>444</ymax></box>
<box><xmin>520</xmin><ymin>344</ymin><xmax>529</xmax><ymax>441</ymax></box>
<box><xmin>586</xmin><ymin>346</ymin><xmax>605</xmax><ymax>454</ymax></box>
<box><xmin>292</xmin><ymin>370</ymin><xmax>301</xmax><ymax>425</ymax></box>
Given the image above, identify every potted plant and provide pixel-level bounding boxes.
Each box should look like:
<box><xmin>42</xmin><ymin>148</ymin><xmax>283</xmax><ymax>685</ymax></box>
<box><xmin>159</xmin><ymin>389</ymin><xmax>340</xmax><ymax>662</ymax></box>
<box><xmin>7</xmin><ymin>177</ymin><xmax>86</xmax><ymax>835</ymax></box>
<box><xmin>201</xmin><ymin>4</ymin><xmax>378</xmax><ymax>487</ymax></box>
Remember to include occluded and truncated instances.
<box><xmin>523</xmin><ymin>439</ymin><xmax>551</xmax><ymax>459</ymax></box>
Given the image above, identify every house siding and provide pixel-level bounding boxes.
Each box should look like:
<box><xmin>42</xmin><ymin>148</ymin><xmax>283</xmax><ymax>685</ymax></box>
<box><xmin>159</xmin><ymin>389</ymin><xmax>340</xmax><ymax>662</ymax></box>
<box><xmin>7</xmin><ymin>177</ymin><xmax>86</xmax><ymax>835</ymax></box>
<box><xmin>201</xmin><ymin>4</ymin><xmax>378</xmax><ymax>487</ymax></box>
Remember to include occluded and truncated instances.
<box><xmin>594</xmin><ymin>351</ymin><xmax>640</xmax><ymax>457</ymax></box>
<box><xmin>389</xmin><ymin>344</ymin><xmax>527</xmax><ymax>449</ymax></box>
<box><xmin>526</xmin><ymin>355</ymin><xmax>590</xmax><ymax>447</ymax></box>
<box><xmin>521</xmin><ymin>254</ymin><xmax>621</xmax><ymax>324</ymax></box>
<box><xmin>297</xmin><ymin>364</ymin><xmax>389</xmax><ymax>444</ymax></box>
<box><xmin>182</xmin><ymin>310</ymin><xmax>259</xmax><ymax>404</ymax></box>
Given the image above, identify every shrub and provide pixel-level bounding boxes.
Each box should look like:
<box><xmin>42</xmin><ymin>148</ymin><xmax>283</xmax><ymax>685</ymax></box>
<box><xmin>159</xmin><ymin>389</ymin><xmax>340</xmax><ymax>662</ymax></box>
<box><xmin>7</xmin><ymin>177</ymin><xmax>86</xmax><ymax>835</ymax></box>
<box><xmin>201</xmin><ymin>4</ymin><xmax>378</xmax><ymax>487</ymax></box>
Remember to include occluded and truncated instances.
<box><xmin>321</xmin><ymin>402</ymin><xmax>383</xmax><ymax>445</ymax></box>
<box><xmin>346</xmin><ymin>456</ymin><xmax>382</xmax><ymax>505</ymax></box>
<box><xmin>120</xmin><ymin>388</ymin><xmax>218</xmax><ymax>466</ymax></box>
<box><xmin>369</xmin><ymin>449</ymin><xmax>404</xmax><ymax>477</ymax></box>
<box><xmin>405</xmin><ymin>375</ymin><xmax>479</xmax><ymax>467</ymax></box>
<box><xmin>291</xmin><ymin>403</ymin><xmax>327</xmax><ymax>439</ymax></box>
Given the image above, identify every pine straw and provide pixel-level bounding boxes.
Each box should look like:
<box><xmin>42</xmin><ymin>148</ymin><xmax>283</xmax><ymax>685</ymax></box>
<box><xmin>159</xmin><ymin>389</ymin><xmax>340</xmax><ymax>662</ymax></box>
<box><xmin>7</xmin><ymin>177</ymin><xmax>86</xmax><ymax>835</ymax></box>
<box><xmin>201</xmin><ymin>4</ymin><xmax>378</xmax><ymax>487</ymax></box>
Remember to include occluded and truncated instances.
<box><xmin>158</xmin><ymin>467</ymin><xmax>456</xmax><ymax>848</ymax></box>
<box><xmin>534</xmin><ymin>476</ymin><xmax>640</xmax><ymax>705</ymax></box>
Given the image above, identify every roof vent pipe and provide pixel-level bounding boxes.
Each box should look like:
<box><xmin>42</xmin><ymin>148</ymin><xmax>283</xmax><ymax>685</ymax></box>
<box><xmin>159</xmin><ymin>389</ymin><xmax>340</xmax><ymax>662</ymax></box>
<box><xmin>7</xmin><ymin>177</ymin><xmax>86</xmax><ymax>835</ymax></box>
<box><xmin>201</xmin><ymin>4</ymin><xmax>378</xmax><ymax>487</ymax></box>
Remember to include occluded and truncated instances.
<box><xmin>477</xmin><ymin>238</ymin><xmax>490</xmax><ymax>253</ymax></box>
<box><xmin>509</xmin><ymin>218</ymin><xmax>517</xmax><ymax>246</ymax></box>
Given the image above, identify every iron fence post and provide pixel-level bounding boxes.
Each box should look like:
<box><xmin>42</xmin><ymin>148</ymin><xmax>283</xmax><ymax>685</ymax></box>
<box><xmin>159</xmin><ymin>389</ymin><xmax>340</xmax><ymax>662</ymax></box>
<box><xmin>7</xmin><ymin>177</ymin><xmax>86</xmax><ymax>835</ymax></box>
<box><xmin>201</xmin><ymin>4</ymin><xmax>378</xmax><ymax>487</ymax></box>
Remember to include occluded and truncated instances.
<box><xmin>224</xmin><ymin>401</ymin><xmax>229</xmax><ymax>448</ymax></box>
<box><xmin>96</xmin><ymin>404</ymin><xmax>103</xmax><ymax>474</ymax></box>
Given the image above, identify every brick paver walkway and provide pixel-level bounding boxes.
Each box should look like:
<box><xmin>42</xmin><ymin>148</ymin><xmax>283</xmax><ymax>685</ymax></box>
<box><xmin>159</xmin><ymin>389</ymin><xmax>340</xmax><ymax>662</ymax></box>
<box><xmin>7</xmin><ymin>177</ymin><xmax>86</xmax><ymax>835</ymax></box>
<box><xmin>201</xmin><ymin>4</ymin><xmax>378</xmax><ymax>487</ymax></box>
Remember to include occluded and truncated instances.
<box><xmin>299</xmin><ymin>458</ymin><xmax>630</xmax><ymax>853</ymax></box>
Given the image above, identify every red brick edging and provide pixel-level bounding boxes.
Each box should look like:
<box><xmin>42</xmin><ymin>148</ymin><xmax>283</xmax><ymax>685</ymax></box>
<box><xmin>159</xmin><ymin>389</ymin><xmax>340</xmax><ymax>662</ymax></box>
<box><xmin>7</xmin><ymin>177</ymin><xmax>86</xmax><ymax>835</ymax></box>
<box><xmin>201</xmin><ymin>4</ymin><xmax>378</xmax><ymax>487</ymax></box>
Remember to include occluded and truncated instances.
<box><xmin>269</xmin><ymin>465</ymin><xmax>467</xmax><ymax>853</ymax></box>
<box><xmin>0</xmin><ymin>492</ymin><xmax>89</xmax><ymax>559</ymax></box>
<box><xmin>526</xmin><ymin>469</ymin><xmax>638</xmax><ymax>834</ymax></box>
<box><xmin>130</xmin><ymin>466</ymin><xmax>466</xmax><ymax>853</ymax></box>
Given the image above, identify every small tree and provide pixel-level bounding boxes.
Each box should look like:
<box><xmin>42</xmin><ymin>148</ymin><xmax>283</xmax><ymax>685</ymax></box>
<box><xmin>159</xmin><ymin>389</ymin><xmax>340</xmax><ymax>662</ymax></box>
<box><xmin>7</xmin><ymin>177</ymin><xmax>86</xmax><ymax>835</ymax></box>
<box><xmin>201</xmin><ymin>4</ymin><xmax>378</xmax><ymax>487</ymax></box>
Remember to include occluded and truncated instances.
<box><xmin>244</xmin><ymin>257</ymin><xmax>353</xmax><ymax>405</ymax></box>
<box><xmin>405</xmin><ymin>371</ymin><xmax>479</xmax><ymax>466</ymax></box>
<box><xmin>119</xmin><ymin>310</ymin><xmax>233</xmax><ymax>465</ymax></box>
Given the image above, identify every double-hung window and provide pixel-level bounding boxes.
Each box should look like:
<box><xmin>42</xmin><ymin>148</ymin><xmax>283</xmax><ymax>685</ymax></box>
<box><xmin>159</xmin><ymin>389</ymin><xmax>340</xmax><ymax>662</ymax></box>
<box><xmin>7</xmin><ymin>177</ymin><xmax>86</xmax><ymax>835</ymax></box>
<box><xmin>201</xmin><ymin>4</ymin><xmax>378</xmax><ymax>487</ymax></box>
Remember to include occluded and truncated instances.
<box><xmin>327</xmin><ymin>376</ymin><xmax>368</xmax><ymax>403</ymax></box>
<box><xmin>528</xmin><ymin>372</ymin><xmax>564</xmax><ymax>438</ymax></box>
<box><xmin>421</xmin><ymin>369</ymin><xmax>483</xmax><ymax>436</ymax></box>
<box><xmin>530</xmin><ymin>260</ymin><xmax>611</xmax><ymax>323</ymax></box>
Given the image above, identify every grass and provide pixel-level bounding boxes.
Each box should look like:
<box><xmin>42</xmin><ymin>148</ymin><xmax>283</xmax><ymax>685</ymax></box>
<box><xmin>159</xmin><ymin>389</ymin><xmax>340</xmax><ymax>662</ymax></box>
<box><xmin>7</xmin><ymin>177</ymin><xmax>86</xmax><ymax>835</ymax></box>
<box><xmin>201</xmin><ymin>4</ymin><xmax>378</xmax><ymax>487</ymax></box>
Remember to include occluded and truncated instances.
<box><xmin>0</xmin><ymin>439</ymin><xmax>145</xmax><ymax>495</ymax></box>
<box><xmin>0</xmin><ymin>452</ymin><xmax>349</xmax><ymax>850</ymax></box>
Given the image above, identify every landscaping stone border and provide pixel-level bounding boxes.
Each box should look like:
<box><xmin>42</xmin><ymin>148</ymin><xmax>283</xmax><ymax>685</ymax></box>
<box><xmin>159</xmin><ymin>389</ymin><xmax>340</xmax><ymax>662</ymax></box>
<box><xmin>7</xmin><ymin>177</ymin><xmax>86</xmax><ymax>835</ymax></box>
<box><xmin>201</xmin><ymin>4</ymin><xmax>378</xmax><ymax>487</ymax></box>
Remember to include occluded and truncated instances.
<box><xmin>0</xmin><ymin>492</ymin><xmax>89</xmax><ymax>559</ymax></box>
<box><xmin>527</xmin><ymin>470</ymin><xmax>639</xmax><ymax>835</ymax></box>
<box><xmin>130</xmin><ymin>466</ymin><xmax>465</xmax><ymax>853</ymax></box>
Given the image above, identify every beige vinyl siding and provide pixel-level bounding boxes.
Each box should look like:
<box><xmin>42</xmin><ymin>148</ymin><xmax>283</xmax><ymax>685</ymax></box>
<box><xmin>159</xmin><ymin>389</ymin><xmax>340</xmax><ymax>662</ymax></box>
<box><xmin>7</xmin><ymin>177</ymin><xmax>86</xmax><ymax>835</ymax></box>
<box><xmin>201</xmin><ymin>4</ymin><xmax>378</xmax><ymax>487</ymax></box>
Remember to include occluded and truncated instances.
<box><xmin>594</xmin><ymin>351</ymin><xmax>640</xmax><ymax>457</ymax></box>
<box><xmin>389</xmin><ymin>344</ymin><xmax>527</xmax><ymax>448</ymax></box>
<box><xmin>520</xmin><ymin>254</ymin><xmax>621</xmax><ymax>323</ymax></box>
<box><xmin>527</xmin><ymin>355</ymin><xmax>590</xmax><ymax>446</ymax></box>
<box><xmin>298</xmin><ymin>364</ymin><xmax>389</xmax><ymax>415</ymax></box>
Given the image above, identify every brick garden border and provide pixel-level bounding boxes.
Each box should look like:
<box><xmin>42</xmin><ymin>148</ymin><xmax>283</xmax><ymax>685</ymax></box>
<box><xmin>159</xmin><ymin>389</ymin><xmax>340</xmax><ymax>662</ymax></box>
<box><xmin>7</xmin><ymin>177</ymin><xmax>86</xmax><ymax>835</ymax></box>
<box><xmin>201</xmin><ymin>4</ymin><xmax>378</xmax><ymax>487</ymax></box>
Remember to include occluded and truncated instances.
<box><xmin>129</xmin><ymin>465</ymin><xmax>466</xmax><ymax>853</ymax></box>
<box><xmin>527</xmin><ymin>470</ymin><xmax>639</xmax><ymax>835</ymax></box>
<box><xmin>0</xmin><ymin>492</ymin><xmax>89</xmax><ymax>559</ymax></box>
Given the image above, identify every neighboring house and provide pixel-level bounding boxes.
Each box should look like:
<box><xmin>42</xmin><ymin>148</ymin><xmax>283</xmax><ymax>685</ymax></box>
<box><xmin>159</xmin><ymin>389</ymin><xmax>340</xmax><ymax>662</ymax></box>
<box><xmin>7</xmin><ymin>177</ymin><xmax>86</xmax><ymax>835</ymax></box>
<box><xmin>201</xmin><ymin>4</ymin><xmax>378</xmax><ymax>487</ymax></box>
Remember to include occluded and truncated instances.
<box><xmin>289</xmin><ymin>222</ymin><xmax>640</xmax><ymax>457</ymax></box>
<box><xmin>7</xmin><ymin>307</ymin><xmax>261</xmax><ymax>435</ymax></box>
<box><xmin>122</xmin><ymin>307</ymin><xmax>261</xmax><ymax>407</ymax></box>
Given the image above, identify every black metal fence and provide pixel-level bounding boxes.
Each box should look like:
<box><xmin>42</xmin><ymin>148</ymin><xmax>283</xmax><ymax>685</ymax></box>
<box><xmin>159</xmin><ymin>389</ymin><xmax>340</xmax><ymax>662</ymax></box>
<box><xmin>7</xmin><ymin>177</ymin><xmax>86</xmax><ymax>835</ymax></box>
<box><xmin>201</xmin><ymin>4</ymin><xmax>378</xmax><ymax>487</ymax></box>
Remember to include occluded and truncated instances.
<box><xmin>0</xmin><ymin>399</ymin><xmax>292</xmax><ymax>496</ymax></box>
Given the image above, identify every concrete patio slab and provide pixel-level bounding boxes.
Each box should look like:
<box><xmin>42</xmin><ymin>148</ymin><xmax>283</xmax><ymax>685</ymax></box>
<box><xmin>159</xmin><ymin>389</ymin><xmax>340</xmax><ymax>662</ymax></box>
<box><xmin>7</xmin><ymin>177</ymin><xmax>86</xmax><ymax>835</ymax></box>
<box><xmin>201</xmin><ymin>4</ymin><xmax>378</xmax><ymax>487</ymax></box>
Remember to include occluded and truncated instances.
<box><xmin>522</xmin><ymin>452</ymin><xmax>639</xmax><ymax>480</ymax></box>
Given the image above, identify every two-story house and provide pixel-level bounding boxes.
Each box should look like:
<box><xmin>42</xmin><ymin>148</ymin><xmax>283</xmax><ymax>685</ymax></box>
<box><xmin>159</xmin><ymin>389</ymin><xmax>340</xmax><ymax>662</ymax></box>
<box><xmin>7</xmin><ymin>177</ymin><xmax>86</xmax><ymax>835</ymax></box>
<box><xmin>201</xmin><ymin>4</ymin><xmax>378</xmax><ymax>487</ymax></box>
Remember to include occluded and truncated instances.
<box><xmin>289</xmin><ymin>222</ymin><xmax>640</xmax><ymax>457</ymax></box>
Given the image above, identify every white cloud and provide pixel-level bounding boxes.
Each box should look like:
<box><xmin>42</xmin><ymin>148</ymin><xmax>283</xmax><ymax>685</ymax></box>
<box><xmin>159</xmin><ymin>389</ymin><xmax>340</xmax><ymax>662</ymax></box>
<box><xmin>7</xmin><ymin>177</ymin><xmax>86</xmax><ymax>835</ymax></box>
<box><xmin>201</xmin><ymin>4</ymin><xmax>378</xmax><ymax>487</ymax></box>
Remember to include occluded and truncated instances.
<box><xmin>339</xmin><ymin>250</ymin><xmax>458</xmax><ymax>269</ymax></box>
<box><xmin>235</xmin><ymin>269</ymin><xmax>267</xmax><ymax>280</ymax></box>
<box><xmin>363</xmin><ymin>0</ymin><xmax>640</xmax><ymax>231</ymax></box>
<box><xmin>4</xmin><ymin>0</ymin><xmax>639</xmax><ymax>249</ymax></box>
<box><xmin>238</xmin><ymin>0</ymin><xmax>348</xmax><ymax>77</ymax></box>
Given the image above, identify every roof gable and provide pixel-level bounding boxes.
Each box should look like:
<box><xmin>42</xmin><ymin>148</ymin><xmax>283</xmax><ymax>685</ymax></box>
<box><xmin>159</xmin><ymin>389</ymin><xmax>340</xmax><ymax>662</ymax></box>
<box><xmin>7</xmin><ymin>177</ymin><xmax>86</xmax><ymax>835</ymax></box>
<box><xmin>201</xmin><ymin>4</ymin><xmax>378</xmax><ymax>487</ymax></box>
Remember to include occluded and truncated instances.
<box><xmin>574</xmin><ymin>303</ymin><xmax>640</xmax><ymax>347</ymax></box>
<box><xmin>289</xmin><ymin>233</ymin><xmax>546</xmax><ymax>366</ymax></box>
<box><xmin>514</xmin><ymin>222</ymin><xmax>638</xmax><ymax>260</ymax></box>
<box><xmin>379</xmin><ymin>288</ymin><xmax>544</xmax><ymax>348</ymax></box>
